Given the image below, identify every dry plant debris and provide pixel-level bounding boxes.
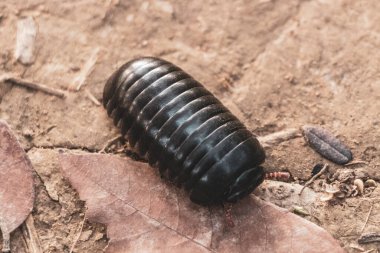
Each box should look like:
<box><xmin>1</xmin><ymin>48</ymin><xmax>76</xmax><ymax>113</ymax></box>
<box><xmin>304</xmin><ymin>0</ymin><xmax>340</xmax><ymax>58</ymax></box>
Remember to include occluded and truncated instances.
<box><xmin>14</xmin><ymin>16</ymin><xmax>37</xmax><ymax>65</ymax></box>
<box><xmin>0</xmin><ymin>74</ymin><xmax>66</xmax><ymax>98</ymax></box>
<box><xmin>300</xmin><ymin>164</ymin><xmax>329</xmax><ymax>195</ymax></box>
<box><xmin>257</xmin><ymin>128</ymin><xmax>300</xmax><ymax>148</ymax></box>
<box><xmin>84</xmin><ymin>89</ymin><xmax>101</xmax><ymax>106</ymax></box>
<box><xmin>302</xmin><ymin>125</ymin><xmax>353</xmax><ymax>165</ymax></box>
<box><xmin>0</xmin><ymin>120</ymin><xmax>35</xmax><ymax>252</ymax></box>
<box><xmin>59</xmin><ymin>153</ymin><xmax>344</xmax><ymax>253</ymax></box>
<box><xmin>21</xmin><ymin>215</ymin><xmax>43</xmax><ymax>253</ymax></box>
<box><xmin>69</xmin><ymin>48</ymin><xmax>100</xmax><ymax>91</ymax></box>
<box><xmin>358</xmin><ymin>233</ymin><xmax>380</xmax><ymax>244</ymax></box>
<box><xmin>256</xmin><ymin>180</ymin><xmax>321</xmax><ymax>214</ymax></box>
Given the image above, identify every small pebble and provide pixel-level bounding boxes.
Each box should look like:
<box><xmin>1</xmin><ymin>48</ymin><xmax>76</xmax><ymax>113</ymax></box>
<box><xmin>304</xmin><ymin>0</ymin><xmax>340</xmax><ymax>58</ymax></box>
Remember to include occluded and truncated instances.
<box><xmin>364</xmin><ymin>179</ymin><xmax>377</xmax><ymax>188</ymax></box>
<box><xmin>141</xmin><ymin>40</ymin><xmax>148</xmax><ymax>47</ymax></box>
<box><xmin>79</xmin><ymin>230</ymin><xmax>93</xmax><ymax>241</ymax></box>
<box><xmin>93</xmin><ymin>231</ymin><xmax>104</xmax><ymax>241</ymax></box>
<box><xmin>292</xmin><ymin>205</ymin><xmax>309</xmax><ymax>216</ymax></box>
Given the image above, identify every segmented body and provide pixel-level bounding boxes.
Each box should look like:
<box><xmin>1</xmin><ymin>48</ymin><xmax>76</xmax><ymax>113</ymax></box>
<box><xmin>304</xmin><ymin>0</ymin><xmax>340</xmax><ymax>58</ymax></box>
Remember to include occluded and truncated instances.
<box><xmin>103</xmin><ymin>57</ymin><xmax>265</xmax><ymax>205</ymax></box>
<box><xmin>265</xmin><ymin>172</ymin><xmax>291</xmax><ymax>181</ymax></box>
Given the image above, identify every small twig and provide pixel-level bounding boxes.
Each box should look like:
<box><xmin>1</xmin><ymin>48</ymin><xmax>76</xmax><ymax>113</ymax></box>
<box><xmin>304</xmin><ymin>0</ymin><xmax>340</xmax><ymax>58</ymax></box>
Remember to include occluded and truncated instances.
<box><xmin>84</xmin><ymin>89</ymin><xmax>101</xmax><ymax>106</ymax></box>
<box><xmin>22</xmin><ymin>214</ymin><xmax>43</xmax><ymax>253</ymax></box>
<box><xmin>1</xmin><ymin>74</ymin><xmax>66</xmax><ymax>98</ymax></box>
<box><xmin>36</xmin><ymin>125</ymin><xmax>57</xmax><ymax>138</ymax></box>
<box><xmin>69</xmin><ymin>214</ymin><xmax>86</xmax><ymax>253</ymax></box>
<box><xmin>69</xmin><ymin>48</ymin><xmax>100</xmax><ymax>91</ymax></box>
<box><xmin>345</xmin><ymin>160</ymin><xmax>369</xmax><ymax>167</ymax></box>
<box><xmin>99</xmin><ymin>135</ymin><xmax>123</xmax><ymax>153</ymax></box>
<box><xmin>115</xmin><ymin>146</ymin><xmax>128</xmax><ymax>154</ymax></box>
<box><xmin>257</xmin><ymin>128</ymin><xmax>301</xmax><ymax>148</ymax></box>
<box><xmin>362</xmin><ymin>250</ymin><xmax>375</xmax><ymax>253</ymax></box>
<box><xmin>360</xmin><ymin>204</ymin><xmax>373</xmax><ymax>234</ymax></box>
<box><xmin>348</xmin><ymin>244</ymin><xmax>365</xmax><ymax>252</ymax></box>
<box><xmin>102</xmin><ymin>0</ymin><xmax>120</xmax><ymax>21</ymax></box>
<box><xmin>299</xmin><ymin>164</ymin><xmax>328</xmax><ymax>195</ymax></box>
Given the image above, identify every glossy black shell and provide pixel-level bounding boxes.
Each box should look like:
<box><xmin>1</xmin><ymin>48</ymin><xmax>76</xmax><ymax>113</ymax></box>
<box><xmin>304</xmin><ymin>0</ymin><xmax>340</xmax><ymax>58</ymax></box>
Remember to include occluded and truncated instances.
<box><xmin>103</xmin><ymin>57</ymin><xmax>265</xmax><ymax>205</ymax></box>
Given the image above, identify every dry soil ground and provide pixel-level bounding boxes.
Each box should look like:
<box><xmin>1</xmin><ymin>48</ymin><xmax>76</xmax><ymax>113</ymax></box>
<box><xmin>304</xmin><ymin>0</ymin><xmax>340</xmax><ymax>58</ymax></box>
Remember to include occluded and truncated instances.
<box><xmin>0</xmin><ymin>0</ymin><xmax>379</xmax><ymax>252</ymax></box>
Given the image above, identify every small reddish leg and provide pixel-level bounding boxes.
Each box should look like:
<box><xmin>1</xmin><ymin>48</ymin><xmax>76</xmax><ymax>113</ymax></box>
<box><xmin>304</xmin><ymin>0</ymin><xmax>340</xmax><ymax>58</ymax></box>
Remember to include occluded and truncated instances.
<box><xmin>223</xmin><ymin>203</ymin><xmax>235</xmax><ymax>228</ymax></box>
<box><xmin>265</xmin><ymin>171</ymin><xmax>291</xmax><ymax>181</ymax></box>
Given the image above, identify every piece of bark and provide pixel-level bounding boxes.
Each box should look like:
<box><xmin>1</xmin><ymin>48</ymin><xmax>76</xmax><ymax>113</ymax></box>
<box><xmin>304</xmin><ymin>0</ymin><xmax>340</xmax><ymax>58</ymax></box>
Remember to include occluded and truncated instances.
<box><xmin>0</xmin><ymin>120</ymin><xmax>35</xmax><ymax>252</ymax></box>
<box><xmin>59</xmin><ymin>153</ymin><xmax>344</xmax><ymax>253</ymax></box>
<box><xmin>22</xmin><ymin>215</ymin><xmax>43</xmax><ymax>253</ymax></box>
<box><xmin>358</xmin><ymin>233</ymin><xmax>380</xmax><ymax>244</ymax></box>
<box><xmin>14</xmin><ymin>17</ymin><xmax>37</xmax><ymax>65</ymax></box>
<box><xmin>302</xmin><ymin>125</ymin><xmax>353</xmax><ymax>165</ymax></box>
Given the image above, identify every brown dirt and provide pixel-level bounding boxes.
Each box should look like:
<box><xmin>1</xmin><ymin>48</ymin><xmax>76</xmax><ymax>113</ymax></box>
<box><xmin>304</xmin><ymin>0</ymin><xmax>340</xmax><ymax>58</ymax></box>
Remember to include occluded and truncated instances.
<box><xmin>0</xmin><ymin>0</ymin><xmax>379</xmax><ymax>252</ymax></box>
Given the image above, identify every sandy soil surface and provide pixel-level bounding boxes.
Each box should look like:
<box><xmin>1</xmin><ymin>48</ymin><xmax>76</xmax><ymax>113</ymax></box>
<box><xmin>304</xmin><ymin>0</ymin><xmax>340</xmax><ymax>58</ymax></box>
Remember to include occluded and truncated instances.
<box><xmin>0</xmin><ymin>0</ymin><xmax>379</xmax><ymax>252</ymax></box>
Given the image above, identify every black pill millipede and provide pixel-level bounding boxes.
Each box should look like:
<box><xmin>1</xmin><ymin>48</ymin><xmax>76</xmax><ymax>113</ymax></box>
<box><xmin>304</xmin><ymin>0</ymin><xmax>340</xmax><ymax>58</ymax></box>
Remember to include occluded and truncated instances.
<box><xmin>103</xmin><ymin>57</ymin><xmax>266</xmax><ymax>205</ymax></box>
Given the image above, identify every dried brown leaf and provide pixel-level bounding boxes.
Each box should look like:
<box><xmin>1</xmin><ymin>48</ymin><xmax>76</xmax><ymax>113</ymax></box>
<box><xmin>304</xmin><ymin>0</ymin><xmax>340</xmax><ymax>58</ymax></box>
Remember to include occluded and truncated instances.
<box><xmin>302</xmin><ymin>125</ymin><xmax>353</xmax><ymax>165</ymax></box>
<box><xmin>59</xmin><ymin>153</ymin><xmax>344</xmax><ymax>253</ymax></box>
<box><xmin>0</xmin><ymin>120</ymin><xmax>35</xmax><ymax>252</ymax></box>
